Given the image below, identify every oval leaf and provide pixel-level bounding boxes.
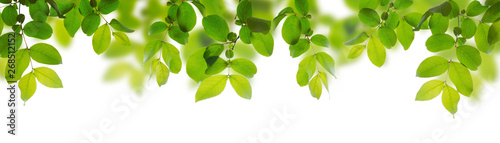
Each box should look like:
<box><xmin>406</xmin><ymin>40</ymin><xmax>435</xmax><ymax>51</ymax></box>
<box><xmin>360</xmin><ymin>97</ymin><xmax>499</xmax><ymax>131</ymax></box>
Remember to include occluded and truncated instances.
<box><xmin>19</xmin><ymin>72</ymin><xmax>37</xmax><ymax>102</ymax></box>
<box><xmin>250</xmin><ymin>32</ymin><xmax>274</xmax><ymax>57</ymax></box>
<box><xmin>30</xmin><ymin>43</ymin><xmax>63</xmax><ymax>65</ymax></box>
<box><xmin>34</xmin><ymin>67</ymin><xmax>63</xmax><ymax>88</ymax></box>
<box><xmin>367</xmin><ymin>37</ymin><xmax>386</xmax><ymax>67</ymax></box>
<box><xmin>231</xmin><ymin>58</ymin><xmax>257</xmax><ymax>78</ymax></box>
<box><xmin>24</xmin><ymin>21</ymin><xmax>53</xmax><ymax>40</ymax></box>
<box><xmin>282</xmin><ymin>15</ymin><xmax>302</xmax><ymax>45</ymax></box>
<box><xmin>92</xmin><ymin>24</ymin><xmax>111</xmax><ymax>55</ymax></box>
<box><xmin>416</xmin><ymin>56</ymin><xmax>449</xmax><ymax>77</ymax></box>
<box><xmin>229</xmin><ymin>75</ymin><xmax>252</xmax><ymax>100</ymax></box>
<box><xmin>315</xmin><ymin>52</ymin><xmax>335</xmax><ymax>77</ymax></box>
<box><xmin>378</xmin><ymin>26</ymin><xmax>397</xmax><ymax>48</ymax></box>
<box><xmin>456</xmin><ymin>45</ymin><xmax>481</xmax><ymax>71</ymax></box>
<box><xmin>425</xmin><ymin>34</ymin><xmax>455</xmax><ymax>52</ymax></box>
<box><xmin>195</xmin><ymin>75</ymin><xmax>228</xmax><ymax>102</ymax></box>
<box><xmin>358</xmin><ymin>8</ymin><xmax>380</xmax><ymax>27</ymax></box>
<box><xmin>415</xmin><ymin>80</ymin><xmax>445</xmax><ymax>101</ymax></box>
<box><xmin>202</xmin><ymin>15</ymin><xmax>229</xmax><ymax>42</ymax></box>
<box><xmin>449</xmin><ymin>62</ymin><xmax>473</xmax><ymax>96</ymax></box>
<box><xmin>177</xmin><ymin>2</ymin><xmax>197</xmax><ymax>32</ymax></box>
<box><xmin>81</xmin><ymin>13</ymin><xmax>101</xmax><ymax>36</ymax></box>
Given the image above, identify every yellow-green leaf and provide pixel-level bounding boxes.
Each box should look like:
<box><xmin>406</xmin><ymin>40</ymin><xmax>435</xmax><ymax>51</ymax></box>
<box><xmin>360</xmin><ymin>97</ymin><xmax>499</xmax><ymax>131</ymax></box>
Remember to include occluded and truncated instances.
<box><xmin>34</xmin><ymin>67</ymin><xmax>63</xmax><ymax>88</ymax></box>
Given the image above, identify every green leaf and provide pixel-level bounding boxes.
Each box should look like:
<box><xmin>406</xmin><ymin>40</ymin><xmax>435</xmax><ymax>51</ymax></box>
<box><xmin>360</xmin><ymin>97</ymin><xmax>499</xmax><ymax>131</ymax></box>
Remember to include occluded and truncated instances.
<box><xmin>461</xmin><ymin>18</ymin><xmax>476</xmax><ymax>39</ymax></box>
<box><xmin>414</xmin><ymin>2</ymin><xmax>452</xmax><ymax>31</ymax></box>
<box><xmin>24</xmin><ymin>21</ymin><xmax>53</xmax><ymax>40</ymax></box>
<box><xmin>162</xmin><ymin>43</ymin><xmax>182</xmax><ymax>74</ymax></box>
<box><xmin>247</xmin><ymin>17</ymin><xmax>271</xmax><ymax>35</ymax></box>
<box><xmin>29</xmin><ymin>0</ymin><xmax>49</xmax><ymax>22</ymax></box>
<box><xmin>168</xmin><ymin>26</ymin><xmax>190</xmax><ymax>45</ymax></box>
<box><xmin>358</xmin><ymin>8</ymin><xmax>380</xmax><ymax>27</ymax></box>
<box><xmin>239</xmin><ymin>25</ymin><xmax>252</xmax><ymax>44</ymax></box>
<box><xmin>34</xmin><ymin>67</ymin><xmax>63</xmax><ymax>88</ymax></box>
<box><xmin>19</xmin><ymin>72</ymin><xmax>36</xmax><ymax>102</ymax></box>
<box><xmin>231</xmin><ymin>58</ymin><xmax>257</xmax><ymax>78</ymax></box>
<box><xmin>187</xmin><ymin>48</ymin><xmax>210</xmax><ymax>82</ymax></box>
<box><xmin>466</xmin><ymin>1</ymin><xmax>488</xmax><ymax>17</ymax></box>
<box><xmin>448</xmin><ymin>1</ymin><xmax>460</xmax><ymax>19</ymax></box>
<box><xmin>300</xmin><ymin>17</ymin><xmax>310</xmax><ymax>34</ymax></box>
<box><xmin>456</xmin><ymin>45</ymin><xmax>482</xmax><ymax>71</ymax></box>
<box><xmin>442</xmin><ymin>85</ymin><xmax>460</xmax><ymax>115</ymax></box>
<box><xmin>348</xmin><ymin>45</ymin><xmax>365</xmax><ymax>59</ymax></box>
<box><xmin>309</xmin><ymin>74</ymin><xmax>322</xmax><ymax>99</ymax></box>
<box><xmin>0</xmin><ymin>33</ymin><xmax>22</xmax><ymax>56</ymax></box>
<box><xmin>229</xmin><ymin>75</ymin><xmax>252</xmax><ymax>100</ymax></box>
<box><xmin>297</xmin><ymin>55</ymin><xmax>316</xmax><ymax>87</ymax></box>
<box><xmin>0</xmin><ymin>0</ymin><xmax>11</xmax><ymax>4</ymax></box>
<box><xmin>378</xmin><ymin>26</ymin><xmax>397</xmax><ymax>48</ymax></box>
<box><xmin>202</xmin><ymin>15</ymin><xmax>229</xmax><ymax>42</ymax></box>
<box><xmin>404</xmin><ymin>12</ymin><xmax>429</xmax><ymax>29</ymax></box>
<box><xmin>177</xmin><ymin>2</ymin><xmax>197</xmax><ymax>32</ymax></box>
<box><xmin>195</xmin><ymin>75</ymin><xmax>228</xmax><ymax>102</ymax></box>
<box><xmin>237</xmin><ymin>0</ymin><xmax>252</xmax><ymax>22</ymax></box>
<box><xmin>156</xmin><ymin>62</ymin><xmax>170</xmax><ymax>87</ymax></box>
<box><xmin>0</xmin><ymin>13</ymin><xmax>3</xmax><ymax>34</ymax></box>
<box><xmin>489</xmin><ymin>19</ymin><xmax>500</xmax><ymax>46</ymax></box>
<box><xmin>98</xmin><ymin>0</ymin><xmax>119</xmax><ymax>14</ymax></box>
<box><xmin>425</xmin><ymin>34</ymin><xmax>455</xmax><ymax>52</ymax></box>
<box><xmin>103</xmin><ymin>62</ymin><xmax>132</xmax><ymax>81</ymax></box>
<box><xmin>79</xmin><ymin>0</ymin><xmax>94</xmax><ymax>17</ymax></box>
<box><xmin>449</xmin><ymin>62</ymin><xmax>473</xmax><ymax>96</ymax></box>
<box><xmin>295</xmin><ymin>0</ymin><xmax>309</xmax><ymax>15</ymax></box>
<box><xmin>429</xmin><ymin>13</ymin><xmax>449</xmax><ymax>34</ymax></box>
<box><xmin>476</xmin><ymin>22</ymin><xmax>493</xmax><ymax>53</ymax></box>
<box><xmin>359</xmin><ymin>0</ymin><xmax>380</xmax><ymax>9</ymax></box>
<box><xmin>205</xmin><ymin>58</ymin><xmax>227</xmax><ymax>75</ymax></box>
<box><xmin>367</xmin><ymin>37</ymin><xmax>386</xmax><ymax>67</ymax></box>
<box><xmin>110</xmin><ymin>19</ymin><xmax>134</xmax><ymax>33</ymax></box>
<box><xmin>149</xmin><ymin>21</ymin><xmax>168</xmax><ymax>35</ymax></box>
<box><xmin>64</xmin><ymin>6</ymin><xmax>82</xmax><ymax>37</ymax></box>
<box><xmin>273</xmin><ymin>7</ymin><xmax>294</xmax><ymax>29</ymax></box>
<box><xmin>415</xmin><ymin>80</ymin><xmax>444</xmax><ymax>101</ymax></box>
<box><xmin>416</xmin><ymin>56</ymin><xmax>449</xmax><ymax>77</ymax></box>
<box><xmin>192</xmin><ymin>0</ymin><xmax>206</xmax><ymax>17</ymax></box>
<box><xmin>289</xmin><ymin>39</ymin><xmax>310</xmax><ymax>58</ymax></box>
<box><xmin>315</xmin><ymin>52</ymin><xmax>335</xmax><ymax>77</ymax></box>
<box><xmin>92</xmin><ymin>24</ymin><xmax>111</xmax><ymax>55</ymax></box>
<box><xmin>397</xmin><ymin>20</ymin><xmax>415</xmax><ymax>50</ymax></box>
<box><xmin>81</xmin><ymin>13</ymin><xmax>101</xmax><ymax>36</ymax></box>
<box><xmin>394</xmin><ymin>0</ymin><xmax>413</xmax><ymax>10</ymax></box>
<box><xmin>167</xmin><ymin>4</ymin><xmax>179</xmax><ymax>22</ymax></box>
<box><xmin>250</xmin><ymin>32</ymin><xmax>274</xmax><ymax>57</ymax></box>
<box><xmin>311</xmin><ymin>34</ymin><xmax>329</xmax><ymax>47</ymax></box>
<box><xmin>5</xmin><ymin>49</ymin><xmax>29</xmax><ymax>82</ymax></box>
<box><xmin>30</xmin><ymin>43</ymin><xmax>63</xmax><ymax>65</ymax></box>
<box><xmin>143</xmin><ymin>40</ymin><xmax>162</xmax><ymax>64</ymax></box>
<box><xmin>2</xmin><ymin>6</ymin><xmax>17</xmax><ymax>26</ymax></box>
<box><xmin>319</xmin><ymin>72</ymin><xmax>329</xmax><ymax>93</ymax></box>
<box><xmin>481</xmin><ymin>2</ymin><xmax>500</xmax><ymax>23</ymax></box>
<box><xmin>344</xmin><ymin>32</ymin><xmax>369</xmax><ymax>46</ymax></box>
<box><xmin>113</xmin><ymin>32</ymin><xmax>131</xmax><ymax>46</ymax></box>
<box><xmin>385</xmin><ymin>11</ymin><xmax>400</xmax><ymax>30</ymax></box>
<box><xmin>282</xmin><ymin>15</ymin><xmax>302</xmax><ymax>45</ymax></box>
<box><xmin>46</xmin><ymin>0</ymin><xmax>69</xmax><ymax>18</ymax></box>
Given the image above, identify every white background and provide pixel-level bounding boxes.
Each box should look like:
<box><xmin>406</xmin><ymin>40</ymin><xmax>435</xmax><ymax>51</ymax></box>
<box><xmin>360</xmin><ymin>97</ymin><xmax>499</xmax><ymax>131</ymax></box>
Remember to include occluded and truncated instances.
<box><xmin>2</xmin><ymin>0</ymin><xmax>500</xmax><ymax>143</ymax></box>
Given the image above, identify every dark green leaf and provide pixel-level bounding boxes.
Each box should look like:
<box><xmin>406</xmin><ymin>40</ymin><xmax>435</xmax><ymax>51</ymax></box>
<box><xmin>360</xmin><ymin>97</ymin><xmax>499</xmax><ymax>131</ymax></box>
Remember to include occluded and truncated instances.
<box><xmin>98</xmin><ymin>0</ymin><xmax>119</xmax><ymax>14</ymax></box>
<box><xmin>81</xmin><ymin>13</ymin><xmax>101</xmax><ymax>36</ymax></box>
<box><xmin>385</xmin><ymin>11</ymin><xmax>400</xmax><ymax>29</ymax></box>
<box><xmin>79</xmin><ymin>0</ymin><xmax>94</xmax><ymax>17</ymax></box>
<box><xmin>192</xmin><ymin>0</ymin><xmax>206</xmax><ymax>17</ymax></box>
<box><xmin>239</xmin><ymin>25</ymin><xmax>251</xmax><ymax>44</ymax></box>
<box><xmin>488</xmin><ymin>19</ymin><xmax>500</xmax><ymax>46</ymax></box>
<box><xmin>466</xmin><ymin>1</ymin><xmax>488</xmax><ymax>17</ymax></box>
<box><xmin>110</xmin><ymin>19</ymin><xmax>134</xmax><ymax>33</ymax></box>
<box><xmin>378</xmin><ymin>26</ymin><xmax>397</xmax><ymax>48</ymax></box>
<box><xmin>273</xmin><ymin>7</ymin><xmax>294</xmax><ymax>29</ymax></box>
<box><xmin>167</xmin><ymin>4</ymin><xmax>179</xmax><ymax>22</ymax></box>
<box><xmin>404</xmin><ymin>12</ymin><xmax>429</xmax><ymax>29</ymax></box>
<box><xmin>300</xmin><ymin>17</ymin><xmax>310</xmax><ymax>34</ymax></box>
<box><xmin>414</xmin><ymin>2</ymin><xmax>452</xmax><ymax>31</ymax></box>
<box><xmin>46</xmin><ymin>0</ymin><xmax>66</xmax><ymax>18</ymax></box>
<box><xmin>24</xmin><ymin>21</ymin><xmax>53</xmax><ymax>40</ymax></box>
<box><xmin>237</xmin><ymin>0</ymin><xmax>252</xmax><ymax>22</ymax></box>
<box><xmin>205</xmin><ymin>58</ymin><xmax>227</xmax><ymax>75</ymax></box>
<box><xmin>2</xmin><ymin>6</ymin><xmax>18</xmax><ymax>26</ymax></box>
<box><xmin>202</xmin><ymin>15</ymin><xmax>229</xmax><ymax>42</ymax></box>
<box><xmin>358</xmin><ymin>8</ymin><xmax>380</xmax><ymax>27</ymax></box>
<box><xmin>247</xmin><ymin>17</ymin><xmax>271</xmax><ymax>35</ymax></box>
<box><xmin>482</xmin><ymin>2</ymin><xmax>500</xmax><ymax>23</ymax></box>
<box><xmin>168</xmin><ymin>26</ymin><xmax>190</xmax><ymax>45</ymax></box>
<box><xmin>289</xmin><ymin>39</ymin><xmax>310</xmax><ymax>58</ymax></box>
<box><xmin>29</xmin><ymin>0</ymin><xmax>49</xmax><ymax>22</ymax></box>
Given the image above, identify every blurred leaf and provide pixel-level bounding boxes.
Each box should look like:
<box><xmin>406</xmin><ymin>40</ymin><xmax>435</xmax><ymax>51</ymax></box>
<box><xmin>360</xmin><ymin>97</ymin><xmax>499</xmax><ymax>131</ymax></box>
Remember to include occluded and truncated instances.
<box><xmin>104</xmin><ymin>62</ymin><xmax>132</xmax><ymax>81</ymax></box>
<box><xmin>394</xmin><ymin>0</ymin><xmax>413</xmax><ymax>10</ymax></box>
<box><xmin>489</xmin><ymin>19</ymin><xmax>500</xmax><ymax>46</ymax></box>
<box><xmin>481</xmin><ymin>2</ymin><xmax>500</xmax><ymax>23</ymax></box>
<box><xmin>311</xmin><ymin>34</ymin><xmax>329</xmax><ymax>47</ymax></box>
<box><xmin>54</xmin><ymin>20</ymin><xmax>72</xmax><ymax>47</ymax></box>
<box><xmin>348</xmin><ymin>45</ymin><xmax>365</xmax><ymax>59</ymax></box>
<box><xmin>247</xmin><ymin>17</ymin><xmax>271</xmax><ymax>35</ymax></box>
<box><xmin>195</xmin><ymin>75</ymin><xmax>228</xmax><ymax>102</ymax></box>
<box><xmin>359</xmin><ymin>0</ymin><xmax>380</xmax><ymax>9</ymax></box>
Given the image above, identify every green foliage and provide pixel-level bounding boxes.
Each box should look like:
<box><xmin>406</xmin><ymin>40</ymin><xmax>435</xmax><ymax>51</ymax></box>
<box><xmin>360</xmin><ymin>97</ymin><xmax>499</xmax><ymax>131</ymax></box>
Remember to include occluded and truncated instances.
<box><xmin>311</xmin><ymin>34</ymin><xmax>329</xmax><ymax>47</ymax></box>
<box><xmin>425</xmin><ymin>34</ymin><xmax>455</xmax><ymax>52</ymax></box>
<box><xmin>30</xmin><ymin>43</ymin><xmax>62</xmax><ymax>65</ymax></box>
<box><xmin>247</xmin><ymin>17</ymin><xmax>271</xmax><ymax>35</ymax></box>
<box><xmin>449</xmin><ymin>62</ymin><xmax>473</xmax><ymax>96</ymax></box>
<box><xmin>429</xmin><ymin>13</ymin><xmax>448</xmax><ymax>34</ymax></box>
<box><xmin>230</xmin><ymin>58</ymin><xmax>257</xmax><ymax>78</ymax></box>
<box><xmin>416</xmin><ymin>80</ymin><xmax>444</xmax><ymax>101</ymax></box>
<box><xmin>296</xmin><ymin>55</ymin><xmax>316</xmax><ymax>87</ymax></box>
<box><xmin>442</xmin><ymin>85</ymin><xmax>460</xmax><ymax>115</ymax></box>
<box><xmin>92</xmin><ymin>24</ymin><xmax>111</xmax><ymax>55</ymax></box>
<box><xmin>461</xmin><ymin>18</ymin><xmax>476</xmax><ymax>39</ymax></box>
<box><xmin>250</xmin><ymin>32</ymin><xmax>274</xmax><ymax>57</ymax></box>
<box><xmin>466</xmin><ymin>1</ymin><xmax>487</xmax><ymax>17</ymax></box>
<box><xmin>476</xmin><ymin>22</ymin><xmax>492</xmax><ymax>53</ymax></box>
<box><xmin>229</xmin><ymin>75</ymin><xmax>252</xmax><ymax>99</ymax></box>
<box><xmin>315</xmin><ymin>52</ymin><xmax>336</xmax><ymax>77</ymax></box>
<box><xmin>19</xmin><ymin>72</ymin><xmax>36</xmax><ymax>102</ymax></box>
<box><xmin>64</xmin><ymin>6</ymin><xmax>82</xmax><ymax>37</ymax></box>
<box><xmin>358</xmin><ymin>8</ymin><xmax>380</xmax><ymax>27</ymax></box>
<box><xmin>149</xmin><ymin>21</ymin><xmax>168</xmax><ymax>35</ymax></box>
<box><xmin>202</xmin><ymin>15</ymin><xmax>229</xmax><ymax>42</ymax></box>
<box><xmin>2</xmin><ymin>6</ymin><xmax>17</xmax><ymax>26</ymax></box>
<box><xmin>237</xmin><ymin>0</ymin><xmax>252</xmax><ymax>22</ymax></box>
<box><xmin>162</xmin><ymin>43</ymin><xmax>182</xmax><ymax>74</ymax></box>
<box><xmin>394</xmin><ymin>0</ymin><xmax>413</xmax><ymax>10</ymax></box>
<box><xmin>34</xmin><ymin>67</ymin><xmax>63</xmax><ymax>88</ymax></box>
<box><xmin>416</xmin><ymin>56</ymin><xmax>449</xmax><ymax>78</ymax></box>
<box><xmin>289</xmin><ymin>39</ymin><xmax>310</xmax><ymax>58</ymax></box>
<box><xmin>295</xmin><ymin>0</ymin><xmax>309</xmax><ymax>15</ymax></box>
<box><xmin>347</xmin><ymin>45</ymin><xmax>365</xmax><ymax>59</ymax></box>
<box><xmin>156</xmin><ymin>62</ymin><xmax>170</xmax><ymax>87</ymax></box>
<box><xmin>489</xmin><ymin>19</ymin><xmax>500</xmax><ymax>46</ymax></box>
<box><xmin>168</xmin><ymin>26</ymin><xmax>189</xmax><ymax>45</ymax></box>
<box><xmin>195</xmin><ymin>75</ymin><xmax>228</xmax><ymax>102</ymax></box>
<box><xmin>378</xmin><ymin>26</ymin><xmax>397</xmax><ymax>48</ymax></box>
<box><xmin>481</xmin><ymin>2</ymin><xmax>500</xmax><ymax>23</ymax></box>
<box><xmin>309</xmin><ymin>74</ymin><xmax>322</xmax><ymax>99</ymax></box>
<box><xmin>82</xmin><ymin>14</ymin><xmax>101</xmax><ymax>36</ymax></box>
<box><xmin>367</xmin><ymin>37</ymin><xmax>386</xmax><ymax>67</ymax></box>
<box><xmin>456</xmin><ymin>45</ymin><xmax>482</xmax><ymax>71</ymax></box>
<box><xmin>29</xmin><ymin>0</ymin><xmax>49</xmax><ymax>22</ymax></box>
<box><xmin>177</xmin><ymin>2</ymin><xmax>197</xmax><ymax>32</ymax></box>
<box><xmin>98</xmin><ymin>0</ymin><xmax>120</xmax><ymax>14</ymax></box>
<box><xmin>24</xmin><ymin>21</ymin><xmax>53</xmax><ymax>40</ymax></box>
<box><xmin>344</xmin><ymin>32</ymin><xmax>369</xmax><ymax>46</ymax></box>
<box><xmin>397</xmin><ymin>19</ymin><xmax>415</xmax><ymax>50</ymax></box>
